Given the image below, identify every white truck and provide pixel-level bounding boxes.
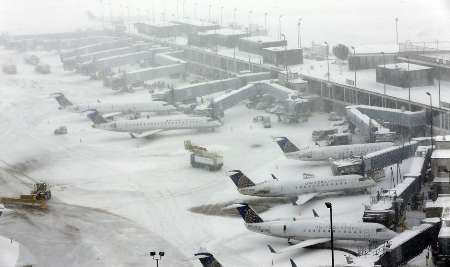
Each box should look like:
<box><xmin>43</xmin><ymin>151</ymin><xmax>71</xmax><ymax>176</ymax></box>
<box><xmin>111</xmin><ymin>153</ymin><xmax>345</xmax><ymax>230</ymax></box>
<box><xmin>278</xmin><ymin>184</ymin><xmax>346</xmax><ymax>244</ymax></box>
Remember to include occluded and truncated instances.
<box><xmin>184</xmin><ymin>140</ymin><xmax>223</xmax><ymax>171</ymax></box>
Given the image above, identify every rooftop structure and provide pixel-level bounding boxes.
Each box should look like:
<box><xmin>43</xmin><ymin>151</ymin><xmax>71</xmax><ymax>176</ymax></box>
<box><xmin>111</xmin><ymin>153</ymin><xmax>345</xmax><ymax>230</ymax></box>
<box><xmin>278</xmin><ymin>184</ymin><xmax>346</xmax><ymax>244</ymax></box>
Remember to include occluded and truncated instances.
<box><xmin>262</xmin><ymin>47</ymin><xmax>303</xmax><ymax>66</ymax></box>
<box><xmin>238</xmin><ymin>35</ymin><xmax>287</xmax><ymax>55</ymax></box>
<box><xmin>376</xmin><ymin>62</ymin><xmax>434</xmax><ymax>88</ymax></box>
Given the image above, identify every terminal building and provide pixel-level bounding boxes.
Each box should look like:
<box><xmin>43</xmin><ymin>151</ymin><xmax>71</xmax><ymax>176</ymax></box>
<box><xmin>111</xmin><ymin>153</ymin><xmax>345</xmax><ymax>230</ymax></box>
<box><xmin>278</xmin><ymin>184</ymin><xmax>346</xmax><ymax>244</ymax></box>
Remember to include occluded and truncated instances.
<box><xmin>376</xmin><ymin>62</ymin><xmax>434</xmax><ymax>88</ymax></box>
<box><xmin>170</xmin><ymin>19</ymin><xmax>220</xmax><ymax>34</ymax></box>
<box><xmin>262</xmin><ymin>46</ymin><xmax>303</xmax><ymax>66</ymax></box>
<box><xmin>238</xmin><ymin>35</ymin><xmax>287</xmax><ymax>55</ymax></box>
<box><xmin>134</xmin><ymin>22</ymin><xmax>182</xmax><ymax>37</ymax></box>
<box><xmin>348</xmin><ymin>52</ymin><xmax>397</xmax><ymax>70</ymax></box>
<box><xmin>188</xmin><ymin>28</ymin><xmax>249</xmax><ymax>48</ymax></box>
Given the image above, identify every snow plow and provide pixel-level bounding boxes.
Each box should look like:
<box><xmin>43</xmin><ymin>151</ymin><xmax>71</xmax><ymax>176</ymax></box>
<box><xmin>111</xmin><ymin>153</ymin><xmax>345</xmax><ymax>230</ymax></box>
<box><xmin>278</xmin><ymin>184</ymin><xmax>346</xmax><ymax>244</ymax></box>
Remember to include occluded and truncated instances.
<box><xmin>0</xmin><ymin>183</ymin><xmax>51</xmax><ymax>209</ymax></box>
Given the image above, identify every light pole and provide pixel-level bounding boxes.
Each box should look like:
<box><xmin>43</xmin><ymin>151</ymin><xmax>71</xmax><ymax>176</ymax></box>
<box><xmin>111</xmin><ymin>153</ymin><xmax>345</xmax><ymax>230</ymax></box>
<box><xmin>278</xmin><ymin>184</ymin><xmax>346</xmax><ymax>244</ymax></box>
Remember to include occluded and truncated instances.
<box><xmin>297</xmin><ymin>18</ymin><xmax>302</xmax><ymax>48</ymax></box>
<box><xmin>324</xmin><ymin>41</ymin><xmax>330</xmax><ymax>81</ymax></box>
<box><xmin>220</xmin><ymin>6</ymin><xmax>224</xmax><ymax>25</ymax></box>
<box><xmin>183</xmin><ymin>0</ymin><xmax>186</xmax><ymax>18</ymax></box>
<box><xmin>278</xmin><ymin>15</ymin><xmax>283</xmax><ymax>40</ymax></box>
<box><xmin>325</xmin><ymin>202</ymin><xmax>335</xmax><ymax>267</ymax></box>
<box><xmin>351</xmin><ymin>46</ymin><xmax>356</xmax><ymax>87</ymax></box>
<box><xmin>149</xmin><ymin>251</ymin><xmax>165</xmax><ymax>267</ymax></box>
<box><xmin>407</xmin><ymin>56</ymin><xmax>411</xmax><ymax>111</ymax></box>
<box><xmin>248</xmin><ymin>10</ymin><xmax>253</xmax><ymax>34</ymax></box>
<box><xmin>233</xmin><ymin>8</ymin><xmax>237</xmax><ymax>28</ymax></box>
<box><xmin>264</xmin><ymin>12</ymin><xmax>268</xmax><ymax>34</ymax></box>
<box><xmin>208</xmin><ymin>4</ymin><xmax>212</xmax><ymax>22</ymax></box>
<box><xmin>395</xmin><ymin>17</ymin><xmax>399</xmax><ymax>45</ymax></box>
<box><xmin>194</xmin><ymin>2</ymin><xmax>198</xmax><ymax>20</ymax></box>
<box><xmin>437</xmin><ymin>58</ymin><xmax>441</xmax><ymax>106</ymax></box>
<box><xmin>426</xmin><ymin>92</ymin><xmax>434</xmax><ymax>152</ymax></box>
<box><xmin>281</xmin><ymin>33</ymin><xmax>287</xmax><ymax>71</ymax></box>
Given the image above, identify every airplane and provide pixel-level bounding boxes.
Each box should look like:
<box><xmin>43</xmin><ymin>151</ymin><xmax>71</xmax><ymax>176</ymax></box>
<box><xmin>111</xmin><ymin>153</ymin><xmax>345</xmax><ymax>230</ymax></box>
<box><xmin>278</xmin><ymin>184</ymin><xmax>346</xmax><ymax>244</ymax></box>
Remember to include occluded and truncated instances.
<box><xmin>52</xmin><ymin>92</ymin><xmax>176</xmax><ymax>115</ymax></box>
<box><xmin>87</xmin><ymin>111</ymin><xmax>222</xmax><ymax>138</ymax></box>
<box><xmin>274</xmin><ymin>137</ymin><xmax>393</xmax><ymax>161</ymax></box>
<box><xmin>0</xmin><ymin>205</ymin><xmax>14</xmax><ymax>217</ymax></box>
<box><xmin>228</xmin><ymin>170</ymin><xmax>375</xmax><ymax>205</ymax></box>
<box><xmin>194</xmin><ymin>252</ymin><xmax>298</xmax><ymax>267</ymax></box>
<box><xmin>233</xmin><ymin>203</ymin><xmax>397</xmax><ymax>254</ymax></box>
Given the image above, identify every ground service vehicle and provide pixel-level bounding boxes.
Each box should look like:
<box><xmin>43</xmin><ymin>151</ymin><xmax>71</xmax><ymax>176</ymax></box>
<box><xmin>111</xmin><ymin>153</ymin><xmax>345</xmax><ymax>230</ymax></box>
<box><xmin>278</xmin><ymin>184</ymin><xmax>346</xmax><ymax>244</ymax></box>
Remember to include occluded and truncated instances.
<box><xmin>184</xmin><ymin>140</ymin><xmax>223</xmax><ymax>171</ymax></box>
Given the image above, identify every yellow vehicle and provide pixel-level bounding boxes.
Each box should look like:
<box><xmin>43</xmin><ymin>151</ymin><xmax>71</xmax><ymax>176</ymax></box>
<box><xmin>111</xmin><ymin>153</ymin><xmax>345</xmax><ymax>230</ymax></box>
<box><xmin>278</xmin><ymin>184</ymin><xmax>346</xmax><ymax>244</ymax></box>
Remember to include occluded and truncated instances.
<box><xmin>0</xmin><ymin>183</ymin><xmax>51</xmax><ymax>209</ymax></box>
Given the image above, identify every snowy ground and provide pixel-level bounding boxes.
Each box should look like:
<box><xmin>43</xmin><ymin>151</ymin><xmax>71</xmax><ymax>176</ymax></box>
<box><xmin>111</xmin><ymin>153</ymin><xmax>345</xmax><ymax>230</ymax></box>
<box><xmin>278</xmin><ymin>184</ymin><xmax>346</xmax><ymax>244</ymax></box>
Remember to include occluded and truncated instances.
<box><xmin>0</xmin><ymin>48</ymin><xmax>431</xmax><ymax>266</ymax></box>
<box><xmin>290</xmin><ymin>59</ymin><xmax>450</xmax><ymax>108</ymax></box>
<box><xmin>0</xmin><ymin>235</ymin><xmax>18</xmax><ymax>267</ymax></box>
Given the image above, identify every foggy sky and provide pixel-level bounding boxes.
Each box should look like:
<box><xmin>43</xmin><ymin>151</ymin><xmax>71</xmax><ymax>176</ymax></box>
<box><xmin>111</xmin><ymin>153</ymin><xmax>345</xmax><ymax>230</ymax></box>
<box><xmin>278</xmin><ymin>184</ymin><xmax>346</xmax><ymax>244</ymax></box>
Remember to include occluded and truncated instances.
<box><xmin>1</xmin><ymin>0</ymin><xmax>450</xmax><ymax>47</ymax></box>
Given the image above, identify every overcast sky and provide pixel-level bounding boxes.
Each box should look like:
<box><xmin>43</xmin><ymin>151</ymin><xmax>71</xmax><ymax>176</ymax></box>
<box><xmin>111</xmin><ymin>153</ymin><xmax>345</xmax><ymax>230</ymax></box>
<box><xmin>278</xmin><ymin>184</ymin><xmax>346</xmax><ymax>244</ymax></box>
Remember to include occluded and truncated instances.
<box><xmin>1</xmin><ymin>0</ymin><xmax>449</xmax><ymax>47</ymax></box>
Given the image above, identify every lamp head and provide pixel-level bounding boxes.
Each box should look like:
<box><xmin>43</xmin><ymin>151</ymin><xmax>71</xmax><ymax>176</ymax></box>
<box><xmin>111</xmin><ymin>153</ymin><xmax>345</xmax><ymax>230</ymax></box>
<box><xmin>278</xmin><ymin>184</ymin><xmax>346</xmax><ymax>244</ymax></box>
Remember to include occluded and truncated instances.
<box><xmin>150</xmin><ymin>251</ymin><xmax>156</xmax><ymax>257</ymax></box>
<box><xmin>159</xmin><ymin>252</ymin><xmax>165</xmax><ymax>257</ymax></box>
<box><xmin>325</xmin><ymin>202</ymin><xmax>332</xmax><ymax>209</ymax></box>
<box><xmin>426</xmin><ymin>92</ymin><xmax>431</xmax><ymax>96</ymax></box>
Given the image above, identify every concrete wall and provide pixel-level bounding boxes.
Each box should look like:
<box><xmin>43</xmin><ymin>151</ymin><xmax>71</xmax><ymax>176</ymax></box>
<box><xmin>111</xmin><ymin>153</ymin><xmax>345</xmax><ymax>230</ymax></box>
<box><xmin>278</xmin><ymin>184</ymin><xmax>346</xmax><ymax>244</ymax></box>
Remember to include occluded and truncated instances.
<box><xmin>376</xmin><ymin>66</ymin><xmax>434</xmax><ymax>88</ymax></box>
<box><xmin>349</xmin><ymin>53</ymin><xmax>397</xmax><ymax>70</ymax></box>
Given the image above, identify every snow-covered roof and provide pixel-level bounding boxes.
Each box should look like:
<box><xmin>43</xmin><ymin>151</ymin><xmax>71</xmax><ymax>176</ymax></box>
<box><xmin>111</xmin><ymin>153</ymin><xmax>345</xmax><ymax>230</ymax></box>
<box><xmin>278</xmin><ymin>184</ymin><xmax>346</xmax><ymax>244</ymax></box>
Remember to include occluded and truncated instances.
<box><xmin>171</xmin><ymin>18</ymin><xmax>218</xmax><ymax>27</ymax></box>
<box><xmin>202</xmin><ymin>28</ymin><xmax>248</xmax><ymax>36</ymax></box>
<box><xmin>431</xmin><ymin>149</ymin><xmax>450</xmax><ymax>159</ymax></box>
<box><xmin>263</xmin><ymin>46</ymin><xmax>300</xmax><ymax>52</ymax></box>
<box><xmin>388</xmin><ymin>223</ymin><xmax>433</xmax><ymax>249</ymax></box>
<box><xmin>425</xmin><ymin>194</ymin><xmax>450</xmax><ymax>209</ymax></box>
<box><xmin>379</xmin><ymin>62</ymin><xmax>432</xmax><ymax>71</ymax></box>
<box><xmin>240</xmin><ymin>35</ymin><xmax>282</xmax><ymax>43</ymax></box>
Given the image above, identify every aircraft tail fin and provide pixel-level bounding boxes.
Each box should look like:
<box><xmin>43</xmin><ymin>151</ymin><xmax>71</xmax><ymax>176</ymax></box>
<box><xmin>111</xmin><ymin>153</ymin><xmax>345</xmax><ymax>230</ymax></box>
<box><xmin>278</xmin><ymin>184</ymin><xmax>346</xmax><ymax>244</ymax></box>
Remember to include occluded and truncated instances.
<box><xmin>228</xmin><ymin>170</ymin><xmax>256</xmax><ymax>189</ymax></box>
<box><xmin>194</xmin><ymin>252</ymin><xmax>223</xmax><ymax>267</ymax></box>
<box><xmin>234</xmin><ymin>203</ymin><xmax>264</xmax><ymax>224</ymax></box>
<box><xmin>274</xmin><ymin>137</ymin><xmax>300</xmax><ymax>153</ymax></box>
<box><xmin>52</xmin><ymin>92</ymin><xmax>73</xmax><ymax>108</ymax></box>
<box><xmin>312</xmin><ymin>209</ymin><xmax>319</xmax><ymax>218</ymax></box>
<box><xmin>290</xmin><ymin>258</ymin><xmax>298</xmax><ymax>267</ymax></box>
<box><xmin>86</xmin><ymin>110</ymin><xmax>107</xmax><ymax>124</ymax></box>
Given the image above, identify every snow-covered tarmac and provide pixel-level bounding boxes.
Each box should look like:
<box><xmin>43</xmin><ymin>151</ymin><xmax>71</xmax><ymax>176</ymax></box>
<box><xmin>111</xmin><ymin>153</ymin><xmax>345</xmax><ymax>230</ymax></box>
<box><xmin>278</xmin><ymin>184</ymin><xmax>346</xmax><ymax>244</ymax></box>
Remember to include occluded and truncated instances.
<box><xmin>0</xmin><ymin>48</ymin><xmax>413</xmax><ymax>266</ymax></box>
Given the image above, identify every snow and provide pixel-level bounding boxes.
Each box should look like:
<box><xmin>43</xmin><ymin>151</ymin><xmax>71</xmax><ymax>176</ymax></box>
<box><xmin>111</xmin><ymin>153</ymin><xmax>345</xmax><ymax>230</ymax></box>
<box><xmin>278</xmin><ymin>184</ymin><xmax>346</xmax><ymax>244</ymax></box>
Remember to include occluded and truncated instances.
<box><xmin>425</xmin><ymin>194</ymin><xmax>450</xmax><ymax>209</ymax></box>
<box><xmin>239</xmin><ymin>35</ymin><xmax>282</xmax><ymax>43</ymax></box>
<box><xmin>380</xmin><ymin>62</ymin><xmax>432</xmax><ymax>71</ymax></box>
<box><xmin>431</xmin><ymin>149</ymin><xmax>450</xmax><ymax>159</ymax></box>
<box><xmin>290</xmin><ymin>59</ymin><xmax>450</xmax><ymax>107</ymax></box>
<box><xmin>0</xmin><ymin>235</ymin><xmax>19</xmax><ymax>267</ymax></box>
<box><xmin>0</xmin><ymin>48</ymin><xmax>380</xmax><ymax>266</ymax></box>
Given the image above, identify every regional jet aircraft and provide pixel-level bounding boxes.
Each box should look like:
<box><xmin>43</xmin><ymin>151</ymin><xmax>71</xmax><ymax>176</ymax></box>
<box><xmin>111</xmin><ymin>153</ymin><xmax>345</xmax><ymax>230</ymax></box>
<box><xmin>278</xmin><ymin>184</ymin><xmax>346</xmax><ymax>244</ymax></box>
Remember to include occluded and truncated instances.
<box><xmin>228</xmin><ymin>170</ymin><xmax>375</xmax><ymax>205</ymax></box>
<box><xmin>233</xmin><ymin>203</ymin><xmax>397</xmax><ymax>254</ymax></box>
<box><xmin>194</xmin><ymin>252</ymin><xmax>298</xmax><ymax>267</ymax></box>
<box><xmin>52</xmin><ymin>92</ymin><xmax>176</xmax><ymax>115</ymax></box>
<box><xmin>274</xmin><ymin>137</ymin><xmax>393</xmax><ymax>161</ymax></box>
<box><xmin>87</xmin><ymin>111</ymin><xmax>222</xmax><ymax>138</ymax></box>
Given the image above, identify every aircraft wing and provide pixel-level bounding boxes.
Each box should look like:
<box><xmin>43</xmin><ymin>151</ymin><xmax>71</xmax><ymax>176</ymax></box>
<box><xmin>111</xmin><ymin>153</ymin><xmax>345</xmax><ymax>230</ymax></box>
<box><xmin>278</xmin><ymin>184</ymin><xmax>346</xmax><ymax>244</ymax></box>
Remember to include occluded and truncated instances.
<box><xmin>102</xmin><ymin>112</ymin><xmax>122</xmax><ymax>119</ymax></box>
<box><xmin>130</xmin><ymin>129</ymin><xmax>165</xmax><ymax>138</ymax></box>
<box><xmin>268</xmin><ymin>238</ymin><xmax>331</xmax><ymax>254</ymax></box>
<box><xmin>296</xmin><ymin>193</ymin><xmax>318</xmax><ymax>205</ymax></box>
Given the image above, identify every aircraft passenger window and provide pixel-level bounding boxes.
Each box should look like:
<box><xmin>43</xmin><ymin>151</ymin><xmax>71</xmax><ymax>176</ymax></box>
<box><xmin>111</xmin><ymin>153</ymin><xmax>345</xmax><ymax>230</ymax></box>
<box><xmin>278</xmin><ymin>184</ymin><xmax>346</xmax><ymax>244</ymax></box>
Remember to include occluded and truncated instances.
<box><xmin>376</xmin><ymin>228</ymin><xmax>384</xmax><ymax>232</ymax></box>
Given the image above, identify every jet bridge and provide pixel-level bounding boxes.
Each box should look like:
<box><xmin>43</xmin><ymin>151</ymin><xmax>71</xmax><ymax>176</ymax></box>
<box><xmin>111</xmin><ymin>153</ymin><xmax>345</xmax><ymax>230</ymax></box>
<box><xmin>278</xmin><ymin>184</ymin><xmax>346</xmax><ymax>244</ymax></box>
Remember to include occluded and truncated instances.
<box><xmin>346</xmin><ymin>107</ymin><xmax>388</xmax><ymax>142</ymax></box>
<box><xmin>60</xmin><ymin>39</ymin><xmax>131</xmax><ymax>60</ymax></box>
<box><xmin>194</xmin><ymin>80</ymin><xmax>312</xmax><ymax>121</ymax></box>
<box><xmin>63</xmin><ymin>44</ymin><xmax>151</xmax><ymax>71</ymax></box>
<box><xmin>347</xmin><ymin>219</ymin><xmax>441</xmax><ymax>267</ymax></box>
<box><xmin>209</xmin><ymin>81</ymin><xmax>298</xmax><ymax>111</ymax></box>
<box><xmin>353</xmin><ymin>105</ymin><xmax>426</xmax><ymax>129</ymax></box>
<box><xmin>154</xmin><ymin>72</ymin><xmax>271</xmax><ymax>104</ymax></box>
<box><xmin>105</xmin><ymin>51</ymin><xmax>187</xmax><ymax>90</ymax></box>
<box><xmin>362</xmin><ymin>145</ymin><xmax>431</xmax><ymax>228</ymax></box>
